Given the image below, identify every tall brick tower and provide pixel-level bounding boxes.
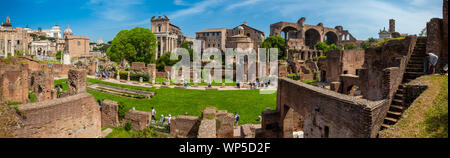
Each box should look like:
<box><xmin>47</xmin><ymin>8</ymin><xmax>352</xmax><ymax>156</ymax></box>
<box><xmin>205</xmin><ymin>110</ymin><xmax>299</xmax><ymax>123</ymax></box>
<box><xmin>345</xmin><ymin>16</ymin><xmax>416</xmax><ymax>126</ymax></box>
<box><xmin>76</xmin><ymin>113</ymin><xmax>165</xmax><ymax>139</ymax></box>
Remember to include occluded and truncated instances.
<box><xmin>389</xmin><ymin>19</ymin><xmax>396</xmax><ymax>33</ymax></box>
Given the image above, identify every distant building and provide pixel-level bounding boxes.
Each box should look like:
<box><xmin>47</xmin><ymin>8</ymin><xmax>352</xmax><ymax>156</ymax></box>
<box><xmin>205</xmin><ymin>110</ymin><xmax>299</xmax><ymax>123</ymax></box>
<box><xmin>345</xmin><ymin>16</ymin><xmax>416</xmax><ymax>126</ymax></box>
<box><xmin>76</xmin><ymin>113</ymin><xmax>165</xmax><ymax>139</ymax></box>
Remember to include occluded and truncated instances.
<box><xmin>378</xmin><ymin>27</ymin><xmax>391</xmax><ymax>41</ymax></box>
<box><xmin>41</xmin><ymin>25</ymin><xmax>62</xmax><ymax>39</ymax></box>
<box><xmin>151</xmin><ymin>16</ymin><xmax>183</xmax><ymax>59</ymax></box>
<box><xmin>63</xmin><ymin>25</ymin><xmax>90</xmax><ymax>59</ymax></box>
<box><xmin>195</xmin><ymin>22</ymin><xmax>265</xmax><ymax>52</ymax></box>
<box><xmin>378</xmin><ymin>19</ymin><xmax>396</xmax><ymax>41</ymax></box>
<box><xmin>196</xmin><ymin>28</ymin><xmax>227</xmax><ymax>51</ymax></box>
<box><xmin>0</xmin><ymin>17</ymin><xmax>32</xmax><ymax>57</ymax></box>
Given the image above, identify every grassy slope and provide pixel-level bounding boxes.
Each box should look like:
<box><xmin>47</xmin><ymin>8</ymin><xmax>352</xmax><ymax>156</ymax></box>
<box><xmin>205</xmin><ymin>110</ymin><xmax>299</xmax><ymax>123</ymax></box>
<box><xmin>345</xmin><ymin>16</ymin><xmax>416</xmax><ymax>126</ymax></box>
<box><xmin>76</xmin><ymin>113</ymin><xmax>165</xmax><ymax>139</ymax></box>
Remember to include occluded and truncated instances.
<box><xmin>56</xmin><ymin>78</ymin><xmax>276</xmax><ymax>124</ymax></box>
<box><xmin>379</xmin><ymin>75</ymin><xmax>448</xmax><ymax>138</ymax></box>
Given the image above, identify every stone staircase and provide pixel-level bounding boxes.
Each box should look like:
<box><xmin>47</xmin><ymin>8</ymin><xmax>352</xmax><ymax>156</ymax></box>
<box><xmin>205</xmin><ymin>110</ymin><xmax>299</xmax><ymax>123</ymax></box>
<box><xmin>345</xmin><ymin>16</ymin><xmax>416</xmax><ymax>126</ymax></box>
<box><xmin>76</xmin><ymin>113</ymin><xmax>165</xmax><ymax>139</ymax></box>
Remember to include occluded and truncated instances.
<box><xmin>380</xmin><ymin>38</ymin><xmax>427</xmax><ymax>130</ymax></box>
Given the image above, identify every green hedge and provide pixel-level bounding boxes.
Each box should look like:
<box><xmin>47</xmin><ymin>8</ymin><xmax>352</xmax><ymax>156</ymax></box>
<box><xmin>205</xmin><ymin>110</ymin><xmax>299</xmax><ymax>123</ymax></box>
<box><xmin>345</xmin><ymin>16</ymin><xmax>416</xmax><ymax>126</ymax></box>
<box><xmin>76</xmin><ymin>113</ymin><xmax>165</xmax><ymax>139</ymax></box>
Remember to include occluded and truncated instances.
<box><xmin>114</xmin><ymin>71</ymin><xmax>149</xmax><ymax>82</ymax></box>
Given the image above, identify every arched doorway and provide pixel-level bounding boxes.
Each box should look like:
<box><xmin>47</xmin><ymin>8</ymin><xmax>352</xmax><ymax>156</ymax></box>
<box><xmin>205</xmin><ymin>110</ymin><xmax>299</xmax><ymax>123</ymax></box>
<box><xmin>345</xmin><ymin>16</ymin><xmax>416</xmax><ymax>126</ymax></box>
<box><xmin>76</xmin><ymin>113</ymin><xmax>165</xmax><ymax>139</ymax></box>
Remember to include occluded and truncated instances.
<box><xmin>325</xmin><ymin>32</ymin><xmax>338</xmax><ymax>45</ymax></box>
<box><xmin>305</xmin><ymin>29</ymin><xmax>321</xmax><ymax>49</ymax></box>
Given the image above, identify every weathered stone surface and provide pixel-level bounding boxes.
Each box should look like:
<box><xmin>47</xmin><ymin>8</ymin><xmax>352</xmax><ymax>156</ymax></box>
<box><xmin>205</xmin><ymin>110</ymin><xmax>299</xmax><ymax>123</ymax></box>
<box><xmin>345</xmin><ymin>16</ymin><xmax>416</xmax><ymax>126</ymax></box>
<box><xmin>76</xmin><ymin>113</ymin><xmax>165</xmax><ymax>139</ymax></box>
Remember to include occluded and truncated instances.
<box><xmin>101</xmin><ymin>100</ymin><xmax>119</xmax><ymax>127</ymax></box>
<box><xmin>67</xmin><ymin>69</ymin><xmax>87</xmax><ymax>96</ymax></box>
<box><xmin>197</xmin><ymin>119</ymin><xmax>216</xmax><ymax>138</ymax></box>
<box><xmin>216</xmin><ymin>110</ymin><xmax>234</xmax><ymax>138</ymax></box>
<box><xmin>170</xmin><ymin>115</ymin><xmax>200</xmax><ymax>138</ymax></box>
<box><xmin>259</xmin><ymin>78</ymin><xmax>387</xmax><ymax>138</ymax></box>
<box><xmin>0</xmin><ymin>62</ymin><xmax>29</xmax><ymax>103</ymax></box>
<box><xmin>240</xmin><ymin>124</ymin><xmax>261</xmax><ymax>138</ymax></box>
<box><xmin>15</xmin><ymin>93</ymin><xmax>101</xmax><ymax>138</ymax></box>
<box><xmin>124</xmin><ymin>110</ymin><xmax>151</xmax><ymax>130</ymax></box>
<box><xmin>30</xmin><ymin>70</ymin><xmax>56</xmax><ymax>102</ymax></box>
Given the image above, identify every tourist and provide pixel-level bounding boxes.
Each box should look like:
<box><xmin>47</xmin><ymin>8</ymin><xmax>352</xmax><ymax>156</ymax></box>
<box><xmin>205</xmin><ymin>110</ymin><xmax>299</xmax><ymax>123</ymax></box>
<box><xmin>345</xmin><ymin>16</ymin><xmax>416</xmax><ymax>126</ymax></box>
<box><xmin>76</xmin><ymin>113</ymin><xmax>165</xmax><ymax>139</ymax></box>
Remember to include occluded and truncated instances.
<box><xmin>185</xmin><ymin>112</ymin><xmax>189</xmax><ymax>116</ymax></box>
<box><xmin>168</xmin><ymin>114</ymin><xmax>172</xmax><ymax>125</ymax></box>
<box><xmin>184</xmin><ymin>80</ymin><xmax>188</xmax><ymax>88</ymax></box>
<box><xmin>234</xmin><ymin>112</ymin><xmax>240</xmax><ymax>127</ymax></box>
<box><xmin>208</xmin><ymin>80</ymin><xmax>212</xmax><ymax>88</ymax></box>
<box><xmin>425</xmin><ymin>53</ymin><xmax>439</xmax><ymax>74</ymax></box>
<box><xmin>151</xmin><ymin>107</ymin><xmax>156</xmax><ymax>121</ymax></box>
<box><xmin>97</xmin><ymin>99</ymin><xmax>102</xmax><ymax>107</ymax></box>
<box><xmin>160</xmin><ymin>114</ymin><xmax>165</xmax><ymax>125</ymax></box>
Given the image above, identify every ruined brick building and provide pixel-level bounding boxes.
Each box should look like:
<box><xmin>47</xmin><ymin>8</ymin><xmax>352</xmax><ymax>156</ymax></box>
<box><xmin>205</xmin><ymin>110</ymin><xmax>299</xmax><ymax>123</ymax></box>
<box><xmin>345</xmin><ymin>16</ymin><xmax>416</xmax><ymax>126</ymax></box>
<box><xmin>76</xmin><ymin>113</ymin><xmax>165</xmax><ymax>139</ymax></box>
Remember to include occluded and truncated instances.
<box><xmin>257</xmin><ymin>0</ymin><xmax>448</xmax><ymax>138</ymax></box>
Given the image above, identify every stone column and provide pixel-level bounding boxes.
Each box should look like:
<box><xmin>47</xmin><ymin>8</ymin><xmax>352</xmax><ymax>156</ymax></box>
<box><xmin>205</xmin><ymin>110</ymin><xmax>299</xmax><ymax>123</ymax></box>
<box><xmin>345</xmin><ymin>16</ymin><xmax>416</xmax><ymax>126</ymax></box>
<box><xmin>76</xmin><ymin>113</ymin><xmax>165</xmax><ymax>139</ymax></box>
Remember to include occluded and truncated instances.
<box><xmin>4</xmin><ymin>35</ymin><xmax>7</xmax><ymax>57</ymax></box>
<box><xmin>166</xmin><ymin>36</ymin><xmax>169</xmax><ymax>53</ymax></box>
<box><xmin>11</xmin><ymin>34</ymin><xmax>14</xmax><ymax>56</ymax></box>
<box><xmin>127</xmin><ymin>71</ymin><xmax>130</xmax><ymax>82</ymax></box>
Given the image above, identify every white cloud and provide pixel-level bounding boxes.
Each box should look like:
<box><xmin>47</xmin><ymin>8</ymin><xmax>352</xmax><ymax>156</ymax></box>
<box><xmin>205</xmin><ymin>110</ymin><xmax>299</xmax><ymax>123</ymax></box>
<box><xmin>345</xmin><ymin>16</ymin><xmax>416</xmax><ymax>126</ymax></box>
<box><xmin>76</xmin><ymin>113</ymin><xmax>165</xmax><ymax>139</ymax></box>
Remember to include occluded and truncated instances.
<box><xmin>174</xmin><ymin>0</ymin><xmax>188</xmax><ymax>6</ymax></box>
<box><xmin>86</xmin><ymin>0</ymin><xmax>144</xmax><ymax>21</ymax></box>
<box><xmin>226</xmin><ymin>0</ymin><xmax>264</xmax><ymax>10</ymax></box>
<box><xmin>169</xmin><ymin>0</ymin><xmax>224</xmax><ymax>19</ymax></box>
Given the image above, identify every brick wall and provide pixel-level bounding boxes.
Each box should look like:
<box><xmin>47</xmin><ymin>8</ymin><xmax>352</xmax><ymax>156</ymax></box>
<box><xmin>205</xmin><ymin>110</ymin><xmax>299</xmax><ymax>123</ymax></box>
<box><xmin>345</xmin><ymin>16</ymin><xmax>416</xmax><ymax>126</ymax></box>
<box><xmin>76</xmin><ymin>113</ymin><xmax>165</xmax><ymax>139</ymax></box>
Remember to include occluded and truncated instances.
<box><xmin>15</xmin><ymin>93</ymin><xmax>101</xmax><ymax>138</ymax></box>
<box><xmin>101</xmin><ymin>100</ymin><xmax>119</xmax><ymax>127</ymax></box>
<box><xmin>124</xmin><ymin>110</ymin><xmax>151</xmax><ymax>130</ymax></box>
<box><xmin>170</xmin><ymin>115</ymin><xmax>200</xmax><ymax>137</ymax></box>
<box><xmin>260</xmin><ymin>78</ymin><xmax>387</xmax><ymax>138</ymax></box>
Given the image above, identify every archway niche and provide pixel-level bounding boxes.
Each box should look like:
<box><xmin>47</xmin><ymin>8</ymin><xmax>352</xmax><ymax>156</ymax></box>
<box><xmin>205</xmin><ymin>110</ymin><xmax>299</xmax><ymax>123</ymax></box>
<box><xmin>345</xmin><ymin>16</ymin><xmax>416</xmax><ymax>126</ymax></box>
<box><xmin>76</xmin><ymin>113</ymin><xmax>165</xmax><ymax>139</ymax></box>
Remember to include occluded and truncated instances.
<box><xmin>305</xmin><ymin>29</ymin><xmax>321</xmax><ymax>49</ymax></box>
<box><xmin>325</xmin><ymin>32</ymin><xmax>338</xmax><ymax>45</ymax></box>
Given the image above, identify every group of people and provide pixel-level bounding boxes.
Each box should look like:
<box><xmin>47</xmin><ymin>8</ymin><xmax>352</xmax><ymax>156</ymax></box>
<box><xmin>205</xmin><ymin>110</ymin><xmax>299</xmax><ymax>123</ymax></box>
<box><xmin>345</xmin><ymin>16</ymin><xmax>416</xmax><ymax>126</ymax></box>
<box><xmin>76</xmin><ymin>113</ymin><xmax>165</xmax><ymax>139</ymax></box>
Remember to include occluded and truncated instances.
<box><xmin>151</xmin><ymin>107</ymin><xmax>172</xmax><ymax>126</ymax></box>
<box><xmin>236</xmin><ymin>80</ymin><xmax>270</xmax><ymax>89</ymax></box>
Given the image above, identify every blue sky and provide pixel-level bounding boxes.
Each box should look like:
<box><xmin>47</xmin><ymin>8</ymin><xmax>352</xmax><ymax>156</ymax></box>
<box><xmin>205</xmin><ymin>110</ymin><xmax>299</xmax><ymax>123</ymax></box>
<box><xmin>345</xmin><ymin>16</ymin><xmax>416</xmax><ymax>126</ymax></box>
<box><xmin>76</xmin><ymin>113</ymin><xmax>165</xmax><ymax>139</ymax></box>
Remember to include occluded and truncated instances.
<box><xmin>0</xmin><ymin>0</ymin><xmax>443</xmax><ymax>42</ymax></box>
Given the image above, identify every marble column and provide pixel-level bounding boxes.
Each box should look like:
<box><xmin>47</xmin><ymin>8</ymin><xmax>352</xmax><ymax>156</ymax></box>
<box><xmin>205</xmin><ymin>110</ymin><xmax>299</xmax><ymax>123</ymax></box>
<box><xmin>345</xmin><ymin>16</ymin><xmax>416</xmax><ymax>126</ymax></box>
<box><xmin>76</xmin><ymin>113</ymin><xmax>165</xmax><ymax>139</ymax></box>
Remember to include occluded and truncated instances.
<box><xmin>166</xmin><ymin>36</ymin><xmax>169</xmax><ymax>54</ymax></box>
<box><xmin>11</xmin><ymin>34</ymin><xmax>14</xmax><ymax>56</ymax></box>
<box><xmin>4</xmin><ymin>35</ymin><xmax>7</xmax><ymax>57</ymax></box>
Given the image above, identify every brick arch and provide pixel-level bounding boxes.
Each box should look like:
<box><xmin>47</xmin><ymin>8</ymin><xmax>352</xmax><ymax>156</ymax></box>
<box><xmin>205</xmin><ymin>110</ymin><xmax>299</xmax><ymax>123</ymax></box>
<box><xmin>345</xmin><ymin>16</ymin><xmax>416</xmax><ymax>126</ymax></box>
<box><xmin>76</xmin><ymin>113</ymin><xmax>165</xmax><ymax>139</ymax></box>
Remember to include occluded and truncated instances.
<box><xmin>304</xmin><ymin>28</ymin><xmax>321</xmax><ymax>49</ymax></box>
<box><xmin>270</xmin><ymin>22</ymin><xmax>299</xmax><ymax>36</ymax></box>
<box><xmin>324</xmin><ymin>31</ymin><xmax>338</xmax><ymax>45</ymax></box>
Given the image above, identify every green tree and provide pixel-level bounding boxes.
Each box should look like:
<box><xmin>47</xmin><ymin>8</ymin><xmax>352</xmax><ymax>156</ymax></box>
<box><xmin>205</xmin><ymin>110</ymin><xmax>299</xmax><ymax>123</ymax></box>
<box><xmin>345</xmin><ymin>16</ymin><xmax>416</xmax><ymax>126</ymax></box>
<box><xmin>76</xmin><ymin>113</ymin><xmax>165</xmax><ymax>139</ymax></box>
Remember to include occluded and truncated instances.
<box><xmin>344</xmin><ymin>43</ymin><xmax>356</xmax><ymax>50</ymax></box>
<box><xmin>360</xmin><ymin>37</ymin><xmax>377</xmax><ymax>49</ymax></box>
<box><xmin>315</xmin><ymin>42</ymin><xmax>329</xmax><ymax>53</ymax></box>
<box><xmin>106</xmin><ymin>27</ymin><xmax>158</xmax><ymax>65</ymax></box>
<box><xmin>262</xmin><ymin>36</ymin><xmax>286</xmax><ymax>59</ymax></box>
<box><xmin>156</xmin><ymin>52</ymin><xmax>181</xmax><ymax>72</ymax></box>
<box><xmin>56</xmin><ymin>50</ymin><xmax>62</xmax><ymax>60</ymax></box>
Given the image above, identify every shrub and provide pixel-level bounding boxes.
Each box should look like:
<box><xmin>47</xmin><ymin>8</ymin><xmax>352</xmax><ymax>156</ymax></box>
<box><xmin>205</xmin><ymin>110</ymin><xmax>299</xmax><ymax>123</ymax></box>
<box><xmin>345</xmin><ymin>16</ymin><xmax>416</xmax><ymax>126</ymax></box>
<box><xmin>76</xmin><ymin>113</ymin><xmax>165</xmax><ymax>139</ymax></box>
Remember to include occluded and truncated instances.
<box><xmin>124</xmin><ymin>121</ymin><xmax>132</xmax><ymax>131</ymax></box>
<box><xmin>344</xmin><ymin>43</ymin><xmax>356</xmax><ymax>50</ymax></box>
<box><xmin>130</xmin><ymin>73</ymin><xmax>149</xmax><ymax>81</ymax></box>
<box><xmin>28</xmin><ymin>91</ymin><xmax>36</xmax><ymax>103</ymax></box>
<box><xmin>118</xmin><ymin>102</ymin><xmax>128</xmax><ymax>120</ymax></box>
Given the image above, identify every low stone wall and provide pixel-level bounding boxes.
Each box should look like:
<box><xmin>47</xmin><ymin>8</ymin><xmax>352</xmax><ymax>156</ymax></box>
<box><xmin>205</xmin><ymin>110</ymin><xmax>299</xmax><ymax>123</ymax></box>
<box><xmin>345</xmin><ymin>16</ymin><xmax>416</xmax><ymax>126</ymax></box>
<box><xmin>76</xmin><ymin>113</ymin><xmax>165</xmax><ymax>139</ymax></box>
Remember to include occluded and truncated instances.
<box><xmin>170</xmin><ymin>116</ymin><xmax>200</xmax><ymax>138</ymax></box>
<box><xmin>101</xmin><ymin>100</ymin><xmax>119</xmax><ymax>127</ymax></box>
<box><xmin>51</xmin><ymin>64</ymin><xmax>72</xmax><ymax>77</ymax></box>
<box><xmin>15</xmin><ymin>93</ymin><xmax>101</xmax><ymax>138</ymax></box>
<box><xmin>124</xmin><ymin>110</ymin><xmax>151</xmax><ymax>130</ymax></box>
<box><xmin>216</xmin><ymin>110</ymin><xmax>234</xmax><ymax>138</ymax></box>
<box><xmin>240</xmin><ymin>124</ymin><xmax>261</xmax><ymax>138</ymax></box>
<box><xmin>197</xmin><ymin>119</ymin><xmax>216</xmax><ymax>138</ymax></box>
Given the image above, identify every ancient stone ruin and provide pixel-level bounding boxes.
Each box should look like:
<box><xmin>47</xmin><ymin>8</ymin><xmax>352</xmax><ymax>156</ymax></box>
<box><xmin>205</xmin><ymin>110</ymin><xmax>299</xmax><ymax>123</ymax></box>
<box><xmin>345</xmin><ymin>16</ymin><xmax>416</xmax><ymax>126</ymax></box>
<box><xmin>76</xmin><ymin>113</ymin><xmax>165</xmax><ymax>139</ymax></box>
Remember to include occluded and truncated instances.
<box><xmin>170</xmin><ymin>107</ymin><xmax>234</xmax><ymax>138</ymax></box>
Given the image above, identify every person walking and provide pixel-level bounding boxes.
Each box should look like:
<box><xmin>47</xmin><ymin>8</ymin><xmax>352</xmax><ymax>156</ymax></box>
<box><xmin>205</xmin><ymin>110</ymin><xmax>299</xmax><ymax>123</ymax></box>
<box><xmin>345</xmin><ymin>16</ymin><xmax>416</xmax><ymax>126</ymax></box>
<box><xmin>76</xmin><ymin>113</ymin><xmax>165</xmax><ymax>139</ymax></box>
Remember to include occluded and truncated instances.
<box><xmin>151</xmin><ymin>107</ymin><xmax>156</xmax><ymax>121</ymax></box>
<box><xmin>234</xmin><ymin>112</ymin><xmax>240</xmax><ymax>128</ymax></box>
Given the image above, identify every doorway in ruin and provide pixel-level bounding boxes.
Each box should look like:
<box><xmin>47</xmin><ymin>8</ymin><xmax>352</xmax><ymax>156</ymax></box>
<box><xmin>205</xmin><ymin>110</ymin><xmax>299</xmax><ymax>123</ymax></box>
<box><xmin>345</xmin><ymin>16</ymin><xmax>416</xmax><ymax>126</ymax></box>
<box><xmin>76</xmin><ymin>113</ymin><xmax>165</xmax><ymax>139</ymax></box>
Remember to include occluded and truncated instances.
<box><xmin>282</xmin><ymin>106</ymin><xmax>305</xmax><ymax>138</ymax></box>
<box><xmin>320</xmin><ymin>70</ymin><xmax>327</xmax><ymax>82</ymax></box>
<box><xmin>325</xmin><ymin>32</ymin><xmax>338</xmax><ymax>45</ymax></box>
<box><xmin>305</xmin><ymin>29</ymin><xmax>321</xmax><ymax>49</ymax></box>
<box><xmin>347</xmin><ymin>85</ymin><xmax>362</xmax><ymax>96</ymax></box>
<box><xmin>281</xmin><ymin>26</ymin><xmax>298</xmax><ymax>45</ymax></box>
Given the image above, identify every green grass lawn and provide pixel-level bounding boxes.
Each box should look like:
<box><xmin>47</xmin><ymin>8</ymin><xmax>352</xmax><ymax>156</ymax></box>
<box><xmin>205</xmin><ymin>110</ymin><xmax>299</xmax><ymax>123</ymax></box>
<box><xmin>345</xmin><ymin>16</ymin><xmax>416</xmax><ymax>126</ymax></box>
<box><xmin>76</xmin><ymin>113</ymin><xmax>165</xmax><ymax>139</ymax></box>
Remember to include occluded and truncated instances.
<box><xmin>56</xmin><ymin>78</ymin><xmax>276</xmax><ymax>124</ymax></box>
